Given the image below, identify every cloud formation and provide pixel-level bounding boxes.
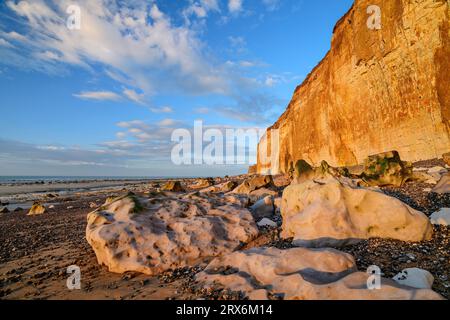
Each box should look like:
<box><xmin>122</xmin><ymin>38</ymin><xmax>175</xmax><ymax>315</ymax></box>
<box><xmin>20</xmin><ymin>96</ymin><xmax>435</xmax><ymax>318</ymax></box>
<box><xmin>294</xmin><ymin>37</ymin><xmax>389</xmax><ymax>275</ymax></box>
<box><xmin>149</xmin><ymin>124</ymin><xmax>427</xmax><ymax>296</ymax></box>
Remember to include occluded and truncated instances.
<box><xmin>73</xmin><ymin>91</ymin><xmax>122</xmax><ymax>101</ymax></box>
<box><xmin>2</xmin><ymin>0</ymin><xmax>227</xmax><ymax>97</ymax></box>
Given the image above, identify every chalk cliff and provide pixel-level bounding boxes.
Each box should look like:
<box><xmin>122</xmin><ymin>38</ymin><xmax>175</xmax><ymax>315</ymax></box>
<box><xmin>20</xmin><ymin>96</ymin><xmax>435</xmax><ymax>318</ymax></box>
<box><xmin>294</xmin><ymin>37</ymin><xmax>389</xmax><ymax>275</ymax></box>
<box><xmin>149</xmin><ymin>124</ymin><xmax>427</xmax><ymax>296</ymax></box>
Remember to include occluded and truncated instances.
<box><xmin>257</xmin><ymin>0</ymin><xmax>450</xmax><ymax>174</ymax></box>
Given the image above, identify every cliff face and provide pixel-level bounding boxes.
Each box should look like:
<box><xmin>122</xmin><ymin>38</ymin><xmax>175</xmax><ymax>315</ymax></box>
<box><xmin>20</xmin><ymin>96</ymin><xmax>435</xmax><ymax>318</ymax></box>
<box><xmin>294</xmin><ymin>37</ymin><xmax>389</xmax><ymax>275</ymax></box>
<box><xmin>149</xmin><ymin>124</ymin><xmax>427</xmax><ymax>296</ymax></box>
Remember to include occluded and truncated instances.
<box><xmin>258</xmin><ymin>0</ymin><xmax>450</xmax><ymax>174</ymax></box>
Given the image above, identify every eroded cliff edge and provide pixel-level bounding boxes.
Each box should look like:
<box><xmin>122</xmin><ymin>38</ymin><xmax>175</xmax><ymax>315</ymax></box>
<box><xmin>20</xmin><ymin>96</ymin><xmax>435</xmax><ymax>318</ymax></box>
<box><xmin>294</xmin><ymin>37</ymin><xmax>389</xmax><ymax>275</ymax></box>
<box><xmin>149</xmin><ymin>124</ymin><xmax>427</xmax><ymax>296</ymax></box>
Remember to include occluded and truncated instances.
<box><xmin>257</xmin><ymin>0</ymin><xmax>450</xmax><ymax>174</ymax></box>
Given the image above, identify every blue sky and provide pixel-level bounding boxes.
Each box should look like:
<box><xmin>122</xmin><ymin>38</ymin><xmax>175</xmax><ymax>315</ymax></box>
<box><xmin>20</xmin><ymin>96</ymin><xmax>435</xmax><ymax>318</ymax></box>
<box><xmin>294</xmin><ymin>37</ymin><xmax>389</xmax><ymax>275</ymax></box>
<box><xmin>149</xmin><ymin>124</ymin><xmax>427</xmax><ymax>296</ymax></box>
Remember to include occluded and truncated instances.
<box><xmin>0</xmin><ymin>0</ymin><xmax>353</xmax><ymax>177</ymax></box>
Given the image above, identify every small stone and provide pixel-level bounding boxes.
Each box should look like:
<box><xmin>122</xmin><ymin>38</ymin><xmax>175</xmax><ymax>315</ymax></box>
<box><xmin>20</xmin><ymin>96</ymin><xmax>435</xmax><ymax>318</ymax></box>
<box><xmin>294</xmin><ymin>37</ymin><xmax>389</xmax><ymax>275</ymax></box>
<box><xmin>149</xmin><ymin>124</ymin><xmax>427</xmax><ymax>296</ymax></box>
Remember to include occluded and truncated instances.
<box><xmin>393</xmin><ymin>268</ymin><xmax>434</xmax><ymax>289</ymax></box>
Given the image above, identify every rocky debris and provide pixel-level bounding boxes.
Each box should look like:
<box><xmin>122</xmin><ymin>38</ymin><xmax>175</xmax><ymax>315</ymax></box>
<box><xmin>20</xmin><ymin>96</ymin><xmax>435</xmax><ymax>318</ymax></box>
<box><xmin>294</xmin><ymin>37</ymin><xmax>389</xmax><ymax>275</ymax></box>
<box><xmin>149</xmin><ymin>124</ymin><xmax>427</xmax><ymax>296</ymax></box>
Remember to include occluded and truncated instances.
<box><xmin>290</xmin><ymin>160</ymin><xmax>352</xmax><ymax>185</ymax></box>
<box><xmin>432</xmin><ymin>174</ymin><xmax>450</xmax><ymax>194</ymax></box>
<box><xmin>281</xmin><ymin>178</ymin><xmax>433</xmax><ymax>247</ymax></box>
<box><xmin>248</xmin><ymin>188</ymin><xmax>278</xmax><ymax>203</ymax></box>
<box><xmin>161</xmin><ymin>181</ymin><xmax>185</xmax><ymax>192</ymax></box>
<box><xmin>412</xmin><ymin>172</ymin><xmax>438</xmax><ymax>185</ymax></box>
<box><xmin>191</xmin><ymin>178</ymin><xmax>214</xmax><ymax>189</ymax></box>
<box><xmin>200</xmin><ymin>181</ymin><xmax>237</xmax><ymax>194</ymax></box>
<box><xmin>13</xmin><ymin>207</ymin><xmax>23</xmax><ymax>212</ymax></box>
<box><xmin>360</xmin><ymin>151</ymin><xmax>413</xmax><ymax>187</ymax></box>
<box><xmin>393</xmin><ymin>268</ymin><xmax>434</xmax><ymax>289</ymax></box>
<box><xmin>381</xmin><ymin>176</ymin><xmax>450</xmax><ymax>216</ymax></box>
<box><xmin>257</xmin><ymin>218</ymin><xmax>277</xmax><ymax>228</ymax></box>
<box><xmin>290</xmin><ymin>159</ymin><xmax>314</xmax><ymax>180</ymax></box>
<box><xmin>86</xmin><ymin>193</ymin><xmax>259</xmax><ymax>275</ymax></box>
<box><xmin>0</xmin><ymin>207</ymin><xmax>9</xmax><ymax>214</ymax></box>
<box><xmin>89</xmin><ymin>202</ymin><xmax>97</xmax><ymax>209</ymax></box>
<box><xmin>27</xmin><ymin>203</ymin><xmax>46</xmax><ymax>216</ymax></box>
<box><xmin>250</xmin><ymin>196</ymin><xmax>274</xmax><ymax>220</ymax></box>
<box><xmin>232</xmin><ymin>175</ymin><xmax>274</xmax><ymax>195</ymax></box>
<box><xmin>428</xmin><ymin>166</ymin><xmax>448</xmax><ymax>175</ymax></box>
<box><xmin>195</xmin><ymin>247</ymin><xmax>443</xmax><ymax>300</ymax></box>
<box><xmin>443</xmin><ymin>153</ymin><xmax>450</xmax><ymax>166</ymax></box>
<box><xmin>430</xmin><ymin>208</ymin><xmax>450</xmax><ymax>226</ymax></box>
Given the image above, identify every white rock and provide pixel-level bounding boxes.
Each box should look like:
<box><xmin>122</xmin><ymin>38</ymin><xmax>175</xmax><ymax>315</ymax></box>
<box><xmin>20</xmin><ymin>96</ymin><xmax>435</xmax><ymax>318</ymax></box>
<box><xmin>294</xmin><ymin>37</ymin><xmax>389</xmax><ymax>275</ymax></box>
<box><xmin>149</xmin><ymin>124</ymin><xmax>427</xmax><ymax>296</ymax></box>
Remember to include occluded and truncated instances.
<box><xmin>195</xmin><ymin>247</ymin><xmax>443</xmax><ymax>300</ymax></box>
<box><xmin>432</xmin><ymin>174</ymin><xmax>450</xmax><ymax>194</ymax></box>
<box><xmin>430</xmin><ymin>208</ymin><xmax>450</xmax><ymax>226</ymax></box>
<box><xmin>427</xmin><ymin>166</ymin><xmax>447</xmax><ymax>175</ymax></box>
<box><xmin>257</xmin><ymin>218</ymin><xmax>277</xmax><ymax>228</ymax></box>
<box><xmin>413</xmin><ymin>167</ymin><xmax>428</xmax><ymax>172</ymax></box>
<box><xmin>250</xmin><ymin>196</ymin><xmax>274</xmax><ymax>220</ymax></box>
<box><xmin>413</xmin><ymin>172</ymin><xmax>438</xmax><ymax>185</ymax></box>
<box><xmin>281</xmin><ymin>178</ymin><xmax>433</xmax><ymax>247</ymax></box>
<box><xmin>86</xmin><ymin>193</ymin><xmax>258</xmax><ymax>275</ymax></box>
<box><xmin>423</xmin><ymin>188</ymin><xmax>432</xmax><ymax>193</ymax></box>
<box><xmin>393</xmin><ymin>268</ymin><xmax>434</xmax><ymax>289</ymax></box>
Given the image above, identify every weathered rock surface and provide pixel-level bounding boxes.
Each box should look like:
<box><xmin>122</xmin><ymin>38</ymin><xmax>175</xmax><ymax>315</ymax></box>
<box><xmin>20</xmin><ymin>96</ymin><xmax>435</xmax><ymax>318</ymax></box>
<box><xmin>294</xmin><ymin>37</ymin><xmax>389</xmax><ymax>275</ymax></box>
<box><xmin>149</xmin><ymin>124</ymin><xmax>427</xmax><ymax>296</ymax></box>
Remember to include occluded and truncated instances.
<box><xmin>191</xmin><ymin>178</ymin><xmax>214</xmax><ymax>189</ymax></box>
<box><xmin>161</xmin><ymin>181</ymin><xmax>185</xmax><ymax>192</ymax></box>
<box><xmin>281</xmin><ymin>178</ymin><xmax>433</xmax><ymax>247</ymax></box>
<box><xmin>360</xmin><ymin>151</ymin><xmax>412</xmax><ymax>187</ymax></box>
<box><xmin>86</xmin><ymin>194</ymin><xmax>259</xmax><ymax>275</ymax></box>
<box><xmin>257</xmin><ymin>218</ymin><xmax>277</xmax><ymax>228</ymax></box>
<box><xmin>232</xmin><ymin>175</ymin><xmax>274</xmax><ymax>195</ymax></box>
<box><xmin>432</xmin><ymin>173</ymin><xmax>450</xmax><ymax>193</ymax></box>
<box><xmin>413</xmin><ymin>172</ymin><xmax>439</xmax><ymax>185</ymax></box>
<box><xmin>257</xmin><ymin>0</ymin><xmax>450</xmax><ymax>174</ymax></box>
<box><xmin>290</xmin><ymin>159</ymin><xmax>352</xmax><ymax>185</ymax></box>
<box><xmin>250</xmin><ymin>196</ymin><xmax>274</xmax><ymax>220</ymax></box>
<box><xmin>0</xmin><ymin>207</ymin><xmax>9</xmax><ymax>214</ymax></box>
<box><xmin>27</xmin><ymin>203</ymin><xmax>46</xmax><ymax>216</ymax></box>
<box><xmin>200</xmin><ymin>181</ymin><xmax>237</xmax><ymax>193</ymax></box>
<box><xmin>443</xmin><ymin>153</ymin><xmax>450</xmax><ymax>166</ymax></box>
<box><xmin>430</xmin><ymin>208</ymin><xmax>450</xmax><ymax>226</ymax></box>
<box><xmin>195</xmin><ymin>247</ymin><xmax>443</xmax><ymax>300</ymax></box>
<box><xmin>393</xmin><ymin>268</ymin><xmax>435</xmax><ymax>289</ymax></box>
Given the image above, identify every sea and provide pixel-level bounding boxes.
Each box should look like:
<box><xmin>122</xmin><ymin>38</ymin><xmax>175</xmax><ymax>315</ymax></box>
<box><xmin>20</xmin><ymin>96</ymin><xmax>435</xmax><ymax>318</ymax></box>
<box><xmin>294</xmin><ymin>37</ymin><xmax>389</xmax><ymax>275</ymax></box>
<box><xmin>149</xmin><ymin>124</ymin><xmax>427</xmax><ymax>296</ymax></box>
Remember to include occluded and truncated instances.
<box><xmin>0</xmin><ymin>176</ymin><xmax>159</xmax><ymax>184</ymax></box>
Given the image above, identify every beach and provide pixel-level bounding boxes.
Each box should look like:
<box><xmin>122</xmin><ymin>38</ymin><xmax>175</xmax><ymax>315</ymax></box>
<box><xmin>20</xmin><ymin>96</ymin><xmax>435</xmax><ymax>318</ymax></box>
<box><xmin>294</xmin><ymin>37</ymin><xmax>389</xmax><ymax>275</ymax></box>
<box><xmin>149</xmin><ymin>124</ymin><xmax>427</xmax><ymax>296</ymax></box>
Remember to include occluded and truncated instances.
<box><xmin>0</xmin><ymin>160</ymin><xmax>449</xmax><ymax>300</ymax></box>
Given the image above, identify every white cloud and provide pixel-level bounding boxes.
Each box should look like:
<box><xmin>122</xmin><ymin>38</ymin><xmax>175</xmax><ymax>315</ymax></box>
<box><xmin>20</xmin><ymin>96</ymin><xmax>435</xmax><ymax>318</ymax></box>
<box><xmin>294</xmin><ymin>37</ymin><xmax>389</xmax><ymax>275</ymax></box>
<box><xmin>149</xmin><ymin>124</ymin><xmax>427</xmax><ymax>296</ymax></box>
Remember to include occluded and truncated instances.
<box><xmin>123</xmin><ymin>88</ymin><xmax>147</xmax><ymax>105</ymax></box>
<box><xmin>194</xmin><ymin>107</ymin><xmax>210</xmax><ymax>114</ymax></box>
<box><xmin>2</xmin><ymin>0</ymin><xmax>228</xmax><ymax>98</ymax></box>
<box><xmin>116</xmin><ymin>120</ymin><xmax>149</xmax><ymax>129</ymax></box>
<box><xmin>1</xmin><ymin>31</ymin><xmax>28</xmax><ymax>42</ymax></box>
<box><xmin>0</xmin><ymin>38</ymin><xmax>13</xmax><ymax>48</ymax></box>
<box><xmin>228</xmin><ymin>0</ymin><xmax>243</xmax><ymax>13</ymax></box>
<box><xmin>116</xmin><ymin>132</ymin><xmax>127</xmax><ymax>139</ymax></box>
<box><xmin>265</xmin><ymin>76</ymin><xmax>277</xmax><ymax>87</ymax></box>
<box><xmin>157</xmin><ymin>118</ymin><xmax>179</xmax><ymax>127</ymax></box>
<box><xmin>150</xmin><ymin>106</ymin><xmax>174</xmax><ymax>113</ymax></box>
<box><xmin>183</xmin><ymin>0</ymin><xmax>220</xmax><ymax>21</ymax></box>
<box><xmin>73</xmin><ymin>91</ymin><xmax>122</xmax><ymax>101</ymax></box>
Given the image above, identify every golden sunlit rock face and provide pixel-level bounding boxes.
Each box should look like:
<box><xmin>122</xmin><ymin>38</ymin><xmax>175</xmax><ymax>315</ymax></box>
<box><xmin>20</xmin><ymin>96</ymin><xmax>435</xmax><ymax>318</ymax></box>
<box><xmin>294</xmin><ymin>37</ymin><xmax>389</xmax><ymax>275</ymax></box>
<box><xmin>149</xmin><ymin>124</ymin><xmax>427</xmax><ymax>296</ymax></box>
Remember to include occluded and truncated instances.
<box><xmin>258</xmin><ymin>0</ymin><xmax>450</xmax><ymax>174</ymax></box>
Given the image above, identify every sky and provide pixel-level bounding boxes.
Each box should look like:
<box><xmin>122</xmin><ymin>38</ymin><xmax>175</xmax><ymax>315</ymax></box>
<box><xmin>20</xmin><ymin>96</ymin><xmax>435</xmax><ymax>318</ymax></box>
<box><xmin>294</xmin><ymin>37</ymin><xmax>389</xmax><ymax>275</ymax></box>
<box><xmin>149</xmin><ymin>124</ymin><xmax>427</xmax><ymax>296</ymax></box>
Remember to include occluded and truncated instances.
<box><xmin>0</xmin><ymin>0</ymin><xmax>353</xmax><ymax>177</ymax></box>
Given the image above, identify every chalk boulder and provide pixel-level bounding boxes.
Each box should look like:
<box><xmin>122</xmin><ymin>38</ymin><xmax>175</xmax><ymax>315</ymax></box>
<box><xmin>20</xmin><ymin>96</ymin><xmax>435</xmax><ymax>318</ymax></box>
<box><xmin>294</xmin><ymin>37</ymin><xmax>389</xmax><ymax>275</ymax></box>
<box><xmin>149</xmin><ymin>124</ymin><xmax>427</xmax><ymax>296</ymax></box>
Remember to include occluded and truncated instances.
<box><xmin>86</xmin><ymin>193</ymin><xmax>258</xmax><ymax>275</ymax></box>
<box><xmin>281</xmin><ymin>178</ymin><xmax>433</xmax><ymax>247</ymax></box>
<box><xmin>195</xmin><ymin>247</ymin><xmax>443</xmax><ymax>300</ymax></box>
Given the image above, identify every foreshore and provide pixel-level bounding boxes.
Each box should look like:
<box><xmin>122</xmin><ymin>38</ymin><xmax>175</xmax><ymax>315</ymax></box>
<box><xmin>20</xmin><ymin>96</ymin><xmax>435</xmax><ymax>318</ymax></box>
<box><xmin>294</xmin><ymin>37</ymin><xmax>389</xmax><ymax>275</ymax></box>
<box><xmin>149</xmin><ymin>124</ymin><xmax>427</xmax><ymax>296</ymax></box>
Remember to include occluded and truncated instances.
<box><xmin>0</xmin><ymin>160</ymin><xmax>449</xmax><ymax>300</ymax></box>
